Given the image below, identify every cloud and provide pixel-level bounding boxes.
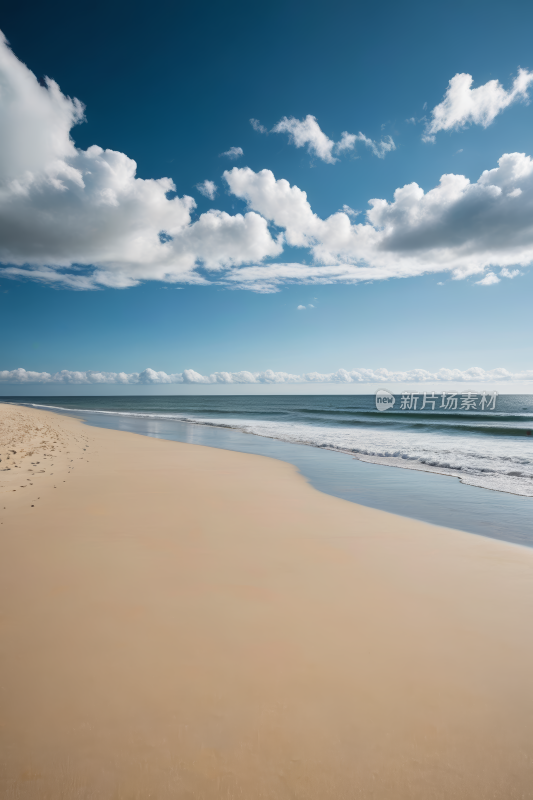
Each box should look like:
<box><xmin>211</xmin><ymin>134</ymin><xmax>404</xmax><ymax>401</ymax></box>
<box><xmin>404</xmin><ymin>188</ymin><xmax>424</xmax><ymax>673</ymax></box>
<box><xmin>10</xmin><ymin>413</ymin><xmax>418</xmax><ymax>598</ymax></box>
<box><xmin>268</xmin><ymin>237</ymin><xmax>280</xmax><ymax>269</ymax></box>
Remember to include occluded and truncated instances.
<box><xmin>0</xmin><ymin>38</ymin><xmax>85</xmax><ymax>186</ymax></box>
<box><xmin>2</xmin><ymin>366</ymin><xmax>533</xmax><ymax>384</ymax></box>
<box><xmin>196</xmin><ymin>179</ymin><xmax>217</xmax><ymax>200</ymax></box>
<box><xmin>223</xmin><ymin>153</ymin><xmax>533</xmax><ymax>290</ymax></box>
<box><xmin>476</xmin><ymin>272</ymin><xmax>500</xmax><ymax>285</ymax></box>
<box><xmin>220</xmin><ymin>146</ymin><xmax>243</xmax><ymax>159</ymax></box>
<box><xmin>335</xmin><ymin>131</ymin><xmax>358</xmax><ymax>153</ymax></box>
<box><xmin>0</xmin><ymin>32</ymin><xmax>281</xmax><ymax>288</ymax></box>
<box><xmin>351</xmin><ymin>132</ymin><xmax>396</xmax><ymax>159</ymax></box>
<box><xmin>271</xmin><ymin>115</ymin><xmax>395</xmax><ymax>163</ymax></box>
<box><xmin>476</xmin><ymin>268</ymin><xmax>520</xmax><ymax>285</ymax></box>
<box><xmin>250</xmin><ymin>118</ymin><xmax>267</xmax><ymax>134</ymax></box>
<box><xmin>272</xmin><ymin>115</ymin><xmax>338</xmax><ymax>163</ymax></box>
<box><xmin>424</xmin><ymin>69</ymin><xmax>533</xmax><ymax>142</ymax></box>
<box><xmin>297</xmin><ymin>304</ymin><xmax>306</xmax><ymax>310</ymax></box>
<box><xmin>341</xmin><ymin>205</ymin><xmax>360</xmax><ymax>218</ymax></box>
<box><xmin>1</xmin><ymin>31</ymin><xmax>531</xmax><ymax>295</ymax></box>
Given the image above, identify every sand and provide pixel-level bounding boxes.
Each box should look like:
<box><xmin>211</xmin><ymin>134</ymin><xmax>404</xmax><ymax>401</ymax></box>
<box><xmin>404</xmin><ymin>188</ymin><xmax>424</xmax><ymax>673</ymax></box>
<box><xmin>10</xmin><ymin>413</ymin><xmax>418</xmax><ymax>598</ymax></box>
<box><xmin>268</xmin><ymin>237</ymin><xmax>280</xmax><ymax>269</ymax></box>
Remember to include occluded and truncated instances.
<box><xmin>1</xmin><ymin>402</ymin><xmax>533</xmax><ymax>799</ymax></box>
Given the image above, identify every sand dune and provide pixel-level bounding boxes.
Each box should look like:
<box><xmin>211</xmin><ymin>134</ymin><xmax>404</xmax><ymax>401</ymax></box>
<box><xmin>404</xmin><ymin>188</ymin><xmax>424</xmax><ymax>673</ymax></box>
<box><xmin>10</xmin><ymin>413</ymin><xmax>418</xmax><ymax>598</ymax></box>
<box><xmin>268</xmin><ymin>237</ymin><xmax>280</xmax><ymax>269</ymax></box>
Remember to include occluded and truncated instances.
<box><xmin>1</xmin><ymin>402</ymin><xmax>533</xmax><ymax>799</ymax></box>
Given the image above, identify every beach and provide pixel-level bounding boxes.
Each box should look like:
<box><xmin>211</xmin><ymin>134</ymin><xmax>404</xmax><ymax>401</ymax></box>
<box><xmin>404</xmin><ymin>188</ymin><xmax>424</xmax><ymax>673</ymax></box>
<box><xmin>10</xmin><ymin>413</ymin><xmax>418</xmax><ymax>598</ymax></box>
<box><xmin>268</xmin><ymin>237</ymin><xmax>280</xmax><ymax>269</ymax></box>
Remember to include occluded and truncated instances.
<box><xmin>1</xmin><ymin>402</ymin><xmax>533</xmax><ymax>799</ymax></box>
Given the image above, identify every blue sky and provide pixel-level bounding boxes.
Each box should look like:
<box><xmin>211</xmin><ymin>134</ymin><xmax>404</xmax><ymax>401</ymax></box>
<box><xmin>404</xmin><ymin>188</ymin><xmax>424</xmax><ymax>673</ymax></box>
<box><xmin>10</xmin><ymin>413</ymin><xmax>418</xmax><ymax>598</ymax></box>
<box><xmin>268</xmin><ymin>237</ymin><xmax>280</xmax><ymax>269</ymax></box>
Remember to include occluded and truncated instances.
<box><xmin>1</xmin><ymin>0</ymin><xmax>533</xmax><ymax>393</ymax></box>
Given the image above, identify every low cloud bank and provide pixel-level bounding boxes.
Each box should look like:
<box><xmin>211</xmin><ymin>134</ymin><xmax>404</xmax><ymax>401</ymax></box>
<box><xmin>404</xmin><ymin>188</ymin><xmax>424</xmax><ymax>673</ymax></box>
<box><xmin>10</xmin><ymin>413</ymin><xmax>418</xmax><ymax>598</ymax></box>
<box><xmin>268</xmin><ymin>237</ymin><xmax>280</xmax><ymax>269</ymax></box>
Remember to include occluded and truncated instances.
<box><xmin>1</xmin><ymin>367</ymin><xmax>532</xmax><ymax>385</ymax></box>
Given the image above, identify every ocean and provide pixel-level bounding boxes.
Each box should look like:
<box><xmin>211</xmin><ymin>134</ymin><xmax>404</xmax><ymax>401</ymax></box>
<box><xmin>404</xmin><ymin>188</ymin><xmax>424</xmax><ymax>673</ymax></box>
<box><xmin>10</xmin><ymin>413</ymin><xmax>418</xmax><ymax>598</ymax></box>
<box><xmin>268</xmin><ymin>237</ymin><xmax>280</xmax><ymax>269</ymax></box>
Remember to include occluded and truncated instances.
<box><xmin>5</xmin><ymin>393</ymin><xmax>533</xmax><ymax>546</ymax></box>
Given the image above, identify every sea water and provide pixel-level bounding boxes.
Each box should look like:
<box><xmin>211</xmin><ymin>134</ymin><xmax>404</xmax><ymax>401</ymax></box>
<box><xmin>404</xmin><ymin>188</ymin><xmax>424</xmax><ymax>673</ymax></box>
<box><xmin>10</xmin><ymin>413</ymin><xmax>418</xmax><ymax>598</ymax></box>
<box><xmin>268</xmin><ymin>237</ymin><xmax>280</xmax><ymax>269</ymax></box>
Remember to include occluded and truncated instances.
<box><xmin>13</xmin><ymin>394</ymin><xmax>533</xmax><ymax>495</ymax></box>
<box><xmin>5</xmin><ymin>394</ymin><xmax>533</xmax><ymax>546</ymax></box>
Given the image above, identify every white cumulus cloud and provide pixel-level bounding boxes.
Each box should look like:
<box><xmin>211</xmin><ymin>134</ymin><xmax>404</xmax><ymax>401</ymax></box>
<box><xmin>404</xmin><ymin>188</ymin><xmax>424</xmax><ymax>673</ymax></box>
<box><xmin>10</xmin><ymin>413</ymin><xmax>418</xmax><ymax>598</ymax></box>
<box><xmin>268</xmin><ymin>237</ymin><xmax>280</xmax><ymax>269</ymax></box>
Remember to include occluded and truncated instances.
<box><xmin>351</xmin><ymin>132</ymin><xmax>396</xmax><ymax>159</ymax></box>
<box><xmin>223</xmin><ymin>154</ymin><xmax>533</xmax><ymax>290</ymax></box>
<box><xmin>272</xmin><ymin>115</ymin><xmax>338</xmax><ymax>163</ymax></box>
<box><xmin>1</xmin><ymin>29</ymin><xmax>532</xmax><ymax>295</ymax></box>
<box><xmin>196</xmin><ymin>179</ymin><xmax>217</xmax><ymax>199</ymax></box>
<box><xmin>0</xmin><ymin>32</ymin><xmax>281</xmax><ymax>289</ymax></box>
<box><xmin>424</xmin><ymin>68</ymin><xmax>533</xmax><ymax>142</ymax></box>
<box><xmin>341</xmin><ymin>205</ymin><xmax>360</xmax><ymax>218</ymax></box>
<box><xmin>220</xmin><ymin>146</ymin><xmax>243</xmax><ymax>159</ymax></box>
<box><xmin>335</xmin><ymin>131</ymin><xmax>358</xmax><ymax>152</ymax></box>
<box><xmin>250</xmin><ymin>118</ymin><xmax>267</xmax><ymax>134</ymax></box>
<box><xmin>271</xmin><ymin>115</ymin><xmax>395</xmax><ymax>163</ymax></box>
<box><xmin>476</xmin><ymin>272</ymin><xmax>500</xmax><ymax>285</ymax></box>
<box><xmin>1</xmin><ymin>366</ymin><xmax>533</xmax><ymax>385</ymax></box>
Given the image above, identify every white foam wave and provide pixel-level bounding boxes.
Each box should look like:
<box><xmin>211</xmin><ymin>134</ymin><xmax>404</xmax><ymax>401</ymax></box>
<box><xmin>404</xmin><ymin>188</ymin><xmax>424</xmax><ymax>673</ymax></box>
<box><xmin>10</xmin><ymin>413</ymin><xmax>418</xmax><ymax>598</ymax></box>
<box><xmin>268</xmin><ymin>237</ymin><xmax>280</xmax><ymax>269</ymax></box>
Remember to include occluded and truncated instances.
<box><xmin>25</xmin><ymin>403</ymin><xmax>533</xmax><ymax>497</ymax></box>
<box><xmin>172</xmin><ymin>414</ymin><xmax>533</xmax><ymax>497</ymax></box>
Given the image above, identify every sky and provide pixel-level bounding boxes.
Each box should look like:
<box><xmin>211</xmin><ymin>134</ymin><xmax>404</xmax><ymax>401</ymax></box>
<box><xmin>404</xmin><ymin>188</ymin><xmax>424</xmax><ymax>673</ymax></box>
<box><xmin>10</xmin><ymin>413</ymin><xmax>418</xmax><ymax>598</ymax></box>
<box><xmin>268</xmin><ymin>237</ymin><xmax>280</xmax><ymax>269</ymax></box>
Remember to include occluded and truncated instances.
<box><xmin>1</xmin><ymin>0</ymin><xmax>533</xmax><ymax>394</ymax></box>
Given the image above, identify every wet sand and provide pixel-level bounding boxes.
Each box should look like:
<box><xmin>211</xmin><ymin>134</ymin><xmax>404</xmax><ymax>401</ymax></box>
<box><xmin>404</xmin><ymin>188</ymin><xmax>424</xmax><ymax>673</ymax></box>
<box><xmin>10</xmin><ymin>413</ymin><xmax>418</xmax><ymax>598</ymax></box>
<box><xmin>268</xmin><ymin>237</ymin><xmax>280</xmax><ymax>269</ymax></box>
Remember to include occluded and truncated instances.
<box><xmin>1</xmin><ymin>402</ymin><xmax>533</xmax><ymax>799</ymax></box>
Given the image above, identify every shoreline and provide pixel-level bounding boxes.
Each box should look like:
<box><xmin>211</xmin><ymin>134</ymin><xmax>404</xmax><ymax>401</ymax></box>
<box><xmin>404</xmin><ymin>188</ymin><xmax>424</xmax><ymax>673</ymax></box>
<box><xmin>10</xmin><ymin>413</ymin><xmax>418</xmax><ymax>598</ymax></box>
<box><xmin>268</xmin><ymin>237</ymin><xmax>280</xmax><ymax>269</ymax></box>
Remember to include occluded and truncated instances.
<box><xmin>2</xmin><ymin>403</ymin><xmax>533</xmax><ymax>797</ymax></box>
<box><xmin>9</xmin><ymin>397</ymin><xmax>533</xmax><ymax>499</ymax></box>
<box><xmin>16</xmin><ymin>399</ymin><xmax>533</xmax><ymax>547</ymax></box>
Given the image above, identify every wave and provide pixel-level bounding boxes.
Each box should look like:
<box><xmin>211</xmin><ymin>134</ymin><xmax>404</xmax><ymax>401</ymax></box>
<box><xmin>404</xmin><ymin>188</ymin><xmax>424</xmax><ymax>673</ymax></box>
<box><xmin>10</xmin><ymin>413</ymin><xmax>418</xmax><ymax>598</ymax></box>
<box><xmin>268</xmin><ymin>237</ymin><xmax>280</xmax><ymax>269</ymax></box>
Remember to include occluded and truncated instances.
<box><xmin>22</xmin><ymin>402</ymin><xmax>533</xmax><ymax>437</ymax></box>
<box><xmin>20</xmin><ymin>401</ymin><xmax>533</xmax><ymax>497</ymax></box>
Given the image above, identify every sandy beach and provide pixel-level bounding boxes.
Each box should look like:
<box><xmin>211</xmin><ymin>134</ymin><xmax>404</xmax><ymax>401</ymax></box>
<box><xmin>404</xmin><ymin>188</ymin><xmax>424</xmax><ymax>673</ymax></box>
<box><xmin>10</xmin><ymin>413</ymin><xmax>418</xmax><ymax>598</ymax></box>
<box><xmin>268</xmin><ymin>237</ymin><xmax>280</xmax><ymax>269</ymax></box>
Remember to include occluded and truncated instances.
<box><xmin>1</xmin><ymin>402</ymin><xmax>533</xmax><ymax>799</ymax></box>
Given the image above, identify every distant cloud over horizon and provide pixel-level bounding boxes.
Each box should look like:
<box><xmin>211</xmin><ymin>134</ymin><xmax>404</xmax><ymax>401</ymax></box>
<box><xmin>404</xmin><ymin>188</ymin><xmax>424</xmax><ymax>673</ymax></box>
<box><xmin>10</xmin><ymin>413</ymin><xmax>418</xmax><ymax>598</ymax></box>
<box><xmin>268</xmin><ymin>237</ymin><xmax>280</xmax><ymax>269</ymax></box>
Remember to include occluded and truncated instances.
<box><xmin>1</xmin><ymin>366</ymin><xmax>532</xmax><ymax>385</ymax></box>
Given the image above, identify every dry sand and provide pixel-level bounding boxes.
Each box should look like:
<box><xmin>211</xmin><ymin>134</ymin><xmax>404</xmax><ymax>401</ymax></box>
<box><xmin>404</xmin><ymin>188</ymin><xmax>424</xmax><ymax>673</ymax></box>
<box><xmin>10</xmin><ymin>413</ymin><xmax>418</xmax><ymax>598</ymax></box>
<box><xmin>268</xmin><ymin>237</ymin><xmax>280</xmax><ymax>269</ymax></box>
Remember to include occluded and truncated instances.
<box><xmin>1</xmin><ymin>402</ymin><xmax>533</xmax><ymax>799</ymax></box>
